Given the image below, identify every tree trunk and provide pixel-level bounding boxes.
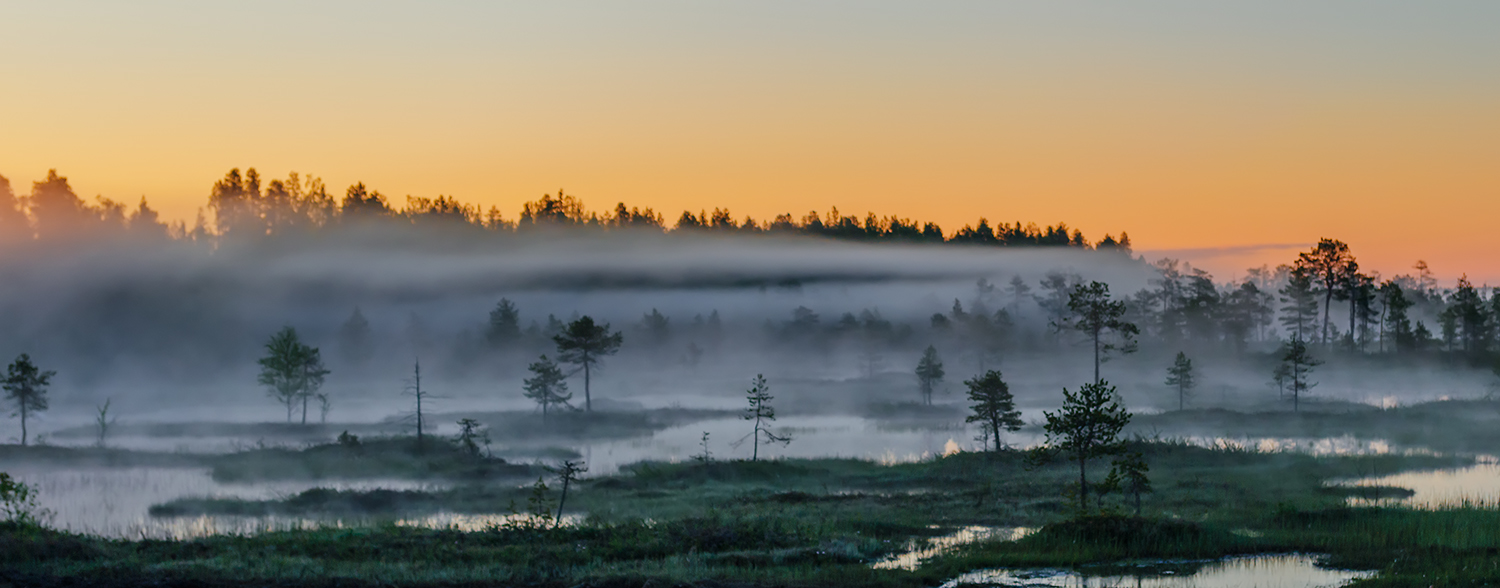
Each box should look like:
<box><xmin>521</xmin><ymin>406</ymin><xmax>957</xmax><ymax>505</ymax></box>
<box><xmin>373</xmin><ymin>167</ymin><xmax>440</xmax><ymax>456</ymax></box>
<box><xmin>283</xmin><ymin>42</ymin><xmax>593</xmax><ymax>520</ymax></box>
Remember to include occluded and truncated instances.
<box><xmin>1077</xmin><ymin>455</ymin><xmax>1089</xmax><ymax>512</ymax></box>
<box><xmin>1349</xmin><ymin>296</ymin><xmax>1357</xmax><ymax>351</ymax></box>
<box><xmin>1323</xmin><ymin>289</ymin><xmax>1333</xmax><ymax>346</ymax></box>
<box><xmin>583</xmin><ymin>358</ymin><xmax>592</xmax><ymax>412</ymax></box>
<box><xmin>1093</xmin><ymin>329</ymin><xmax>1101</xmax><ymax>383</ymax></box>
<box><xmin>1292</xmin><ymin>362</ymin><xmax>1300</xmax><ymax>413</ymax></box>
<box><xmin>752</xmin><ymin>415</ymin><xmax>761</xmax><ymax>461</ymax></box>
<box><xmin>19</xmin><ymin>399</ymin><xmax>27</xmax><ymax>447</ymax></box>
<box><xmin>301</xmin><ymin>393</ymin><xmax>309</xmax><ymax>425</ymax></box>
<box><xmin>555</xmin><ymin>477</ymin><xmax>571</xmax><ymax>527</ymax></box>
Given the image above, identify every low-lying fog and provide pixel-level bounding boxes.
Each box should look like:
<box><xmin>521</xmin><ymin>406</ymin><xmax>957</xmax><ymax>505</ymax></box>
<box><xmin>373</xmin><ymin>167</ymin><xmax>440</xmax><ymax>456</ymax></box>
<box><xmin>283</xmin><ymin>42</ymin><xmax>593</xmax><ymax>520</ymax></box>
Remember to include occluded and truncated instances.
<box><xmin>3</xmin><ymin>229</ymin><xmax>1497</xmax><ymax>537</ymax></box>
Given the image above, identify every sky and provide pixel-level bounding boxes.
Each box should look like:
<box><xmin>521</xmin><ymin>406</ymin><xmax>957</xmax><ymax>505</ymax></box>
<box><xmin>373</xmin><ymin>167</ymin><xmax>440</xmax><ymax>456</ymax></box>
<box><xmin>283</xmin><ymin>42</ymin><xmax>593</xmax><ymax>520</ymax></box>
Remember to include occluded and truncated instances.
<box><xmin>2</xmin><ymin>1</ymin><xmax>1497</xmax><ymax>282</ymax></box>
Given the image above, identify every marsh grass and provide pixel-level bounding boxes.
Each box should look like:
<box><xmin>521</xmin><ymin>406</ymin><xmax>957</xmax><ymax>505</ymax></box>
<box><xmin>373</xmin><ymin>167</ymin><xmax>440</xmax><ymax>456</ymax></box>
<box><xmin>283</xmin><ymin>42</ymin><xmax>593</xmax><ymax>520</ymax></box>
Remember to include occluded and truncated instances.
<box><xmin>6</xmin><ymin>440</ymin><xmax>1499</xmax><ymax>587</ymax></box>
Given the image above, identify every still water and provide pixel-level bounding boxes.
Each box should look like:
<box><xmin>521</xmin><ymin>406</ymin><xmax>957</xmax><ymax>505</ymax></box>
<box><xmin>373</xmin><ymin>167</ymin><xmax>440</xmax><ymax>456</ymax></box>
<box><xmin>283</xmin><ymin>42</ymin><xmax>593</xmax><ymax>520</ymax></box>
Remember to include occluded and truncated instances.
<box><xmin>7</xmin><ymin>415</ymin><xmax>1001</xmax><ymax>538</ymax></box>
<box><xmin>943</xmin><ymin>555</ymin><xmax>1373</xmax><ymax>588</ymax></box>
<box><xmin>1341</xmin><ymin>458</ymin><xmax>1500</xmax><ymax>508</ymax></box>
<box><xmin>873</xmin><ymin>526</ymin><xmax>1035</xmax><ymax>571</ymax></box>
<box><xmin>7</xmin><ymin>466</ymin><xmax>446</xmax><ymax>539</ymax></box>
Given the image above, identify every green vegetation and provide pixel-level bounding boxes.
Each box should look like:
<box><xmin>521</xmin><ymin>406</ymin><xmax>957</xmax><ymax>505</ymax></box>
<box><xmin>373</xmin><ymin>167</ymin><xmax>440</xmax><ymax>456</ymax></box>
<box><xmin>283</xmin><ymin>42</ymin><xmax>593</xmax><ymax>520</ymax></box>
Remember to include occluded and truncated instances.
<box><xmin>0</xmin><ymin>440</ymin><xmax>1477</xmax><ymax>586</ymax></box>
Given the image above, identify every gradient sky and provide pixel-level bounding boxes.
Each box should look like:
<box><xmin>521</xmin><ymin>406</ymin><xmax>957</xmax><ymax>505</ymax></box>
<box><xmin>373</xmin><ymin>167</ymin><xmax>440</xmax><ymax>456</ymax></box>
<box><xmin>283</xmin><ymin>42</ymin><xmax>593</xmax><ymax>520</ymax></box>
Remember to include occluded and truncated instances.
<box><xmin>2</xmin><ymin>1</ymin><xmax>1497</xmax><ymax>282</ymax></box>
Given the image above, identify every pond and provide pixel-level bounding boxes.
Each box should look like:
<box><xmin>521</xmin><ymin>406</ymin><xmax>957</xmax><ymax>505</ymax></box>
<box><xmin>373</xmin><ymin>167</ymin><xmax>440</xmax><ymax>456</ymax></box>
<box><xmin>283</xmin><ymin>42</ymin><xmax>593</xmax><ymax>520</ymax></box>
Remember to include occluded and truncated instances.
<box><xmin>872</xmin><ymin>525</ymin><xmax>1035</xmax><ymax>571</ymax></box>
<box><xmin>5</xmin><ymin>415</ymin><xmax>1005</xmax><ymax>538</ymax></box>
<box><xmin>564</xmin><ymin>415</ymin><xmax>1036</xmax><ymax>474</ymax></box>
<box><xmin>1340</xmin><ymin>459</ymin><xmax>1500</xmax><ymax>508</ymax></box>
<box><xmin>5</xmin><ymin>465</ymin><xmax>457</xmax><ymax>539</ymax></box>
<box><xmin>943</xmin><ymin>554</ymin><xmax>1373</xmax><ymax>588</ymax></box>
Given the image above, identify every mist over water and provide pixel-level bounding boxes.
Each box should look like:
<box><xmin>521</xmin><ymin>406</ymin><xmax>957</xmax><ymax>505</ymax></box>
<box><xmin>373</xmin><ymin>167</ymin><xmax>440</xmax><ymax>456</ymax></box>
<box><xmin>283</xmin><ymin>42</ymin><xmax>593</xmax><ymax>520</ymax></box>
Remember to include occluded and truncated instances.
<box><xmin>3</xmin><ymin>226</ymin><xmax>1499</xmax><ymax>545</ymax></box>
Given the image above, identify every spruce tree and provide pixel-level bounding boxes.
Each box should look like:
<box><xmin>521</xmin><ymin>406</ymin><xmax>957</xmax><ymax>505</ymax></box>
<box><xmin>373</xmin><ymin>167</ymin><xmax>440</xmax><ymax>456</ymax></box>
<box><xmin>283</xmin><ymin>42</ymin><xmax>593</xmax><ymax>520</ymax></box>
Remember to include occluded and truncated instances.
<box><xmin>486</xmin><ymin>299</ymin><xmax>521</xmax><ymax>348</ymax></box>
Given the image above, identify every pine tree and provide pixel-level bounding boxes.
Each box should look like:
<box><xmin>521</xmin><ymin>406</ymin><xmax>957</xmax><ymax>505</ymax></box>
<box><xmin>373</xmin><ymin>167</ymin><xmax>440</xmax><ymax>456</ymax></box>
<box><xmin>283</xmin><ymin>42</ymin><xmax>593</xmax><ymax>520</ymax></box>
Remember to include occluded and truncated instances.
<box><xmin>553</xmin><ymin>316</ymin><xmax>623</xmax><ymax>412</ymax></box>
<box><xmin>1296</xmin><ymin>239</ymin><xmax>1355</xmax><ymax>347</ymax></box>
<box><xmin>1378</xmin><ymin>281</ymin><xmax>1415</xmax><ymax>353</ymax></box>
<box><xmin>522</xmin><ymin>355</ymin><xmax>572</xmax><ymax>421</ymax></box>
<box><xmin>914</xmin><ymin>345</ymin><xmax>945</xmax><ymax>405</ymax></box>
<box><xmin>454</xmin><ymin>418</ymin><xmax>489</xmax><ymax>457</ymax></box>
<box><xmin>1164</xmin><ymin>352</ymin><xmax>1196</xmax><ymax>411</ymax></box>
<box><xmin>1278</xmin><ymin>265</ymin><xmax>1320</xmax><ymax>343</ymax></box>
<box><xmin>3</xmin><ymin>355</ymin><xmax>55</xmax><ymax>446</ymax></box>
<box><xmin>1279</xmin><ymin>336</ymin><xmax>1321</xmax><ymax>412</ymax></box>
<box><xmin>1058</xmin><ymin>281</ymin><xmax>1139</xmax><ymax>382</ymax></box>
<box><xmin>1036</xmin><ymin>380</ymin><xmax>1132</xmax><ymax>513</ymax></box>
<box><xmin>1103</xmin><ymin>452</ymin><xmax>1151</xmax><ymax>516</ymax></box>
<box><xmin>742</xmin><ymin>375</ymin><xmax>790</xmax><ymax>461</ymax></box>
<box><xmin>1449</xmin><ymin>276</ymin><xmax>1492</xmax><ymax>358</ymax></box>
<box><xmin>964</xmin><ymin>370</ymin><xmax>1023</xmax><ymax>453</ymax></box>
<box><xmin>257</xmin><ymin>327</ymin><xmax>329</xmax><ymax>424</ymax></box>
<box><xmin>550</xmin><ymin>460</ymin><xmax>587</xmax><ymax>526</ymax></box>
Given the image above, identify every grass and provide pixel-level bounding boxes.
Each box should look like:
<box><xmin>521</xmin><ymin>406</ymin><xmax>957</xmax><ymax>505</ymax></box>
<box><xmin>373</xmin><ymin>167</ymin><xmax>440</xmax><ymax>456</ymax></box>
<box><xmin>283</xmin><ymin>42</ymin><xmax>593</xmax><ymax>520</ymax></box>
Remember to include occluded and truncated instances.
<box><xmin>3</xmin><ymin>439</ymin><xmax>1498</xmax><ymax>587</ymax></box>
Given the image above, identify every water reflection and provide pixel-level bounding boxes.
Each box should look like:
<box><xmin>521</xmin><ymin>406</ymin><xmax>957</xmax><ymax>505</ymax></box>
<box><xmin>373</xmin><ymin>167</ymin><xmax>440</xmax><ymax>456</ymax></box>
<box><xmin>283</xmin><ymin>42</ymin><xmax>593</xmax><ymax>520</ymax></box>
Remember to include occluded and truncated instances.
<box><xmin>1177</xmin><ymin>436</ymin><xmax>1435</xmax><ymax>457</ymax></box>
<box><xmin>574</xmin><ymin>416</ymin><xmax>1033</xmax><ymax>474</ymax></box>
<box><xmin>873</xmin><ymin>526</ymin><xmax>1034</xmax><ymax>571</ymax></box>
<box><xmin>6</xmin><ymin>466</ymin><xmax>445</xmax><ymax>539</ymax></box>
<box><xmin>942</xmin><ymin>554</ymin><xmax>1373</xmax><ymax>587</ymax></box>
<box><xmin>1342</xmin><ymin>459</ymin><xmax>1500</xmax><ymax>509</ymax></box>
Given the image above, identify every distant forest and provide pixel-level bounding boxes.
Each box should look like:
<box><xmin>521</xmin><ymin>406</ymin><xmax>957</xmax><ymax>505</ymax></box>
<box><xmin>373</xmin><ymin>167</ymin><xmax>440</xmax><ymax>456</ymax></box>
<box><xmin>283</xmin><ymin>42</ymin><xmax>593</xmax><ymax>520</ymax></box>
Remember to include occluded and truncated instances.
<box><xmin>2</xmin><ymin>167</ymin><xmax>1497</xmax><ymax>394</ymax></box>
<box><xmin>0</xmin><ymin>168</ymin><xmax>1131</xmax><ymax>250</ymax></box>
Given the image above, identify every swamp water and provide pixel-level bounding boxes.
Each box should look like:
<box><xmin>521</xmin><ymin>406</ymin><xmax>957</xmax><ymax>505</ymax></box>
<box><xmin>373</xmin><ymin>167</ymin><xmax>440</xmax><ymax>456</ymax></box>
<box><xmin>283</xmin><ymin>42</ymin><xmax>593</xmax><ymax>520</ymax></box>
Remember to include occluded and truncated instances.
<box><xmin>943</xmin><ymin>555</ymin><xmax>1373</xmax><ymax>588</ymax></box>
<box><xmin>7</xmin><ymin>466</ymin><xmax>451</xmax><ymax>539</ymax></box>
<box><xmin>1340</xmin><ymin>458</ymin><xmax>1500</xmax><ymax>508</ymax></box>
<box><xmin>872</xmin><ymin>526</ymin><xmax>1036</xmax><ymax>571</ymax></box>
<box><xmin>8</xmin><ymin>415</ymin><xmax>993</xmax><ymax>538</ymax></box>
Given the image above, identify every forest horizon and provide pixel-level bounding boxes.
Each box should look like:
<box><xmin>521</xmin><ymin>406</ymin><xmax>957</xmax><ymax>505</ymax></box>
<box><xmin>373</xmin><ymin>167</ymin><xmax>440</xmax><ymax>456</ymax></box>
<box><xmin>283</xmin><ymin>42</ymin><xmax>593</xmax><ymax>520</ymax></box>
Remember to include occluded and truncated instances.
<box><xmin>0</xmin><ymin>167</ymin><xmax>1487</xmax><ymax>286</ymax></box>
<box><xmin>5</xmin><ymin>4</ymin><xmax>1500</xmax><ymax>585</ymax></box>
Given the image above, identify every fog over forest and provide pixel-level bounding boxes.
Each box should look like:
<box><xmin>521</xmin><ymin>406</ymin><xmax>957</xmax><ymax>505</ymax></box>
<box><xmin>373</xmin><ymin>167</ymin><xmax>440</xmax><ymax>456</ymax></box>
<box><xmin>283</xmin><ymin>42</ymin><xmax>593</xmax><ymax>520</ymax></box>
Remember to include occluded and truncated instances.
<box><xmin>3</xmin><ymin>168</ymin><xmax>1497</xmax><ymax>439</ymax></box>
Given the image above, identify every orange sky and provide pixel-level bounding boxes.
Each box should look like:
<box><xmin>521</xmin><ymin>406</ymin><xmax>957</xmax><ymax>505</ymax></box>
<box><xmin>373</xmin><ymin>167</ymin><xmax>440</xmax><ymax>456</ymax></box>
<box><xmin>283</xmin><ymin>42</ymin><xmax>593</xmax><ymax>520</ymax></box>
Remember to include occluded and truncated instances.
<box><xmin>2</xmin><ymin>2</ymin><xmax>1497</xmax><ymax>283</ymax></box>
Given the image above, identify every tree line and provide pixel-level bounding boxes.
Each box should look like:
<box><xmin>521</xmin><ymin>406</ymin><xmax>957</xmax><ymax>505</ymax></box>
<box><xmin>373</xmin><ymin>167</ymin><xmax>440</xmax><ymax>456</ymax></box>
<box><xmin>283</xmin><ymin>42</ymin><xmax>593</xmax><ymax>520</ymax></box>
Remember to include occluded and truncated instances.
<box><xmin>0</xmin><ymin>168</ymin><xmax>1131</xmax><ymax>250</ymax></box>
